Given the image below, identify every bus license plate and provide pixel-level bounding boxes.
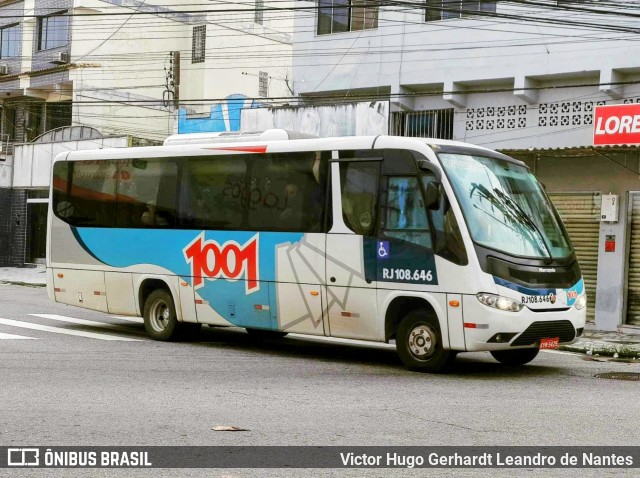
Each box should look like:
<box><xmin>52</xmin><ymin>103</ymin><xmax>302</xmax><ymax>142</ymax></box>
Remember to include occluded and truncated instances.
<box><xmin>539</xmin><ymin>337</ymin><xmax>560</xmax><ymax>349</ymax></box>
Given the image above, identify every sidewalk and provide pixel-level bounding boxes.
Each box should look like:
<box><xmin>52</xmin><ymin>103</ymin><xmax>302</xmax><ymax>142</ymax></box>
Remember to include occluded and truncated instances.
<box><xmin>0</xmin><ymin>266</ymin><xmax>639</xmax><ymax>357</ymax></box>
<box><xmin>0</xmin><ymin>265</ymin><xmax>46</xmax><ymax>287</ymax></box>
<box><xmin>560</xmin><ymin>324</ymin><xmax>640</xmax><ymax>359</ymax></box>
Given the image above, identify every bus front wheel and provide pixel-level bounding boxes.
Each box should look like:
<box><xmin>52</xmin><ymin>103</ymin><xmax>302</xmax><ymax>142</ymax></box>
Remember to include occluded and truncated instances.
<box><xmin>143</xmin><ymin>289</ymin><xmax>181</xmax><ymax>341</ymax></box>
<box><xmin>490</xmin><ymin>348</ymin><xmax>539</xmax><ymax>366</ymax></box>
<box><xmin>396</xmin><ymin>309</ymin><xmax>455</xmax><ymax>373</ymax></box>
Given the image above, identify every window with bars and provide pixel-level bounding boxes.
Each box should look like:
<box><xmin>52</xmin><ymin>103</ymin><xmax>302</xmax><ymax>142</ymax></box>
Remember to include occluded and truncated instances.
<box><xmin>37</xmin><ymin>11</ymin><xmax>68</xmax><ymax>50</ymax></box>
<box><xmin>192</xmin><ymin>25</ymin><xmax>206</xmax><ymax>63</ymax></box>
<box><xmin>0</xmin><ymin>24</ymin><xmax>20</xmax><ymax>58</ymax></box>
<box><xmin>255</xmin><ymin>0</ymin><xmax>264</xmax><ymax>24</ymax></box>
<box><xmin>390</xmin><ymin>109</ymin><xmax>454</xmax><ymax>139</ymax></box>
<box><xmin>425</xmin><ymin>1</ymin><xmax>496</xmax><ymax>22</ymax></box>
<box><xmin>317</xmin><ymin>0</ymin><xmax>378</xmax><ymax>35</ymax></box>
<box><xmin>259</xmin><ymin>71</ymin><xmax>269</xmax><ymax>97</ymax></box>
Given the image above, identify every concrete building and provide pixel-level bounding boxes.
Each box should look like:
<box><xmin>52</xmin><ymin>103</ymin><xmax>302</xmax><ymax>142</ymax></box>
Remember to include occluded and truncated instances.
<box><xmin>280</xmin><ymin>0</ymin><xmax>640</xmax><ymax>330</ymax></box>
<box><xmin>0</xmin><ymin>0</ymin><xmax>293</xmax><ymax>265</ymax></box>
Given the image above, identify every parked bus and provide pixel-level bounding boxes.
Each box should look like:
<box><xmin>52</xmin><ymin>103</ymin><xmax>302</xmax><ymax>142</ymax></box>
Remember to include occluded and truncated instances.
<box><xmin>47</xmin><ymin>130</ymin><xmax>586</xmax><ymax>372</ymax></box>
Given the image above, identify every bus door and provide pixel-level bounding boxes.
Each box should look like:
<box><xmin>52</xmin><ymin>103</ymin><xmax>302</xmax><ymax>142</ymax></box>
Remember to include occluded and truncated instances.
<box><xmin>326</xmin><ymin>155</ymin><xmax>381</xmax><ymax>341</ymax></box>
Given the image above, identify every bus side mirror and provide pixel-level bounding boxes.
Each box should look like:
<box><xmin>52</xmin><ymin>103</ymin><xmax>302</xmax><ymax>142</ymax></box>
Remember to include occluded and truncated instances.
<box><xmin>425</xmin><ymin>182</ymin><xmax>441</xmax><ymax>210</ymax></box>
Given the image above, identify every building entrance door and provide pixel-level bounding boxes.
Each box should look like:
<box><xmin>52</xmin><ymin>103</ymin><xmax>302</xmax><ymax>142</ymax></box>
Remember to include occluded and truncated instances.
<box><xmin>27</xmin><ymin>201</ymin><xmax>47</xmax><ymax>264</ymax></box>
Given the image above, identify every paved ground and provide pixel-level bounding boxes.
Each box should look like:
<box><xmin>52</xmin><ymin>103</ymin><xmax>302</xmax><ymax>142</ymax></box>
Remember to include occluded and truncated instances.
<box><xmin>0</xmin><ymin>283</ymin><xmax>639</xmax><ymax>477</ymax></box>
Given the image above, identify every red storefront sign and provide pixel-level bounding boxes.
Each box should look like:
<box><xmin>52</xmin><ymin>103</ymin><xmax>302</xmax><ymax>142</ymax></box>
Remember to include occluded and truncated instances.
<box><xmin>593</xmin><ymin>104</ymin><xmax>640</xmax><ymax>145</ymax></box>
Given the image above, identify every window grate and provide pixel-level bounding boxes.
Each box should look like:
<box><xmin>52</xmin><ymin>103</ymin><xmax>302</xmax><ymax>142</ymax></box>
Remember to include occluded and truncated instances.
<box><xmin>259</xmin><ymin>71</ymin><xmax>269</xmax><ymax>97</ymax></box>
<box><xmin>255</xmin><ymin>0</ymin><xmax>264</xmax><ymax>24</ymax></box>
<box><xmin>192</xmin><ymin>25</ymin><xmax>206</xmax><ymax>64</ymax></box>
<box><xmin>390</xmin><ymin>109</ymin><xmax>454</xmax><ymax>139</ymax></box>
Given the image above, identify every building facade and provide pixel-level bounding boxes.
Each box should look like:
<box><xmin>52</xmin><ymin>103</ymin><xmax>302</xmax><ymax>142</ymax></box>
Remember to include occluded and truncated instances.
<box><xmin>0</xmin><ymin>0</ymin><xmax>293</xmax><ymax>265</ymax></box>
<box><xmin>286</xmin><ymin>0</ymin><xmax>640</xmax><ymax>330</ymax></box>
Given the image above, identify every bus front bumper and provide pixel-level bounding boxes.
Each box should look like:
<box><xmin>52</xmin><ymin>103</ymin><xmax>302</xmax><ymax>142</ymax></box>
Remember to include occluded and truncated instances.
<box><xmin>460</xmin><ymin>295</ymin><xmax>587</xmax><ymax>352</ymax></box>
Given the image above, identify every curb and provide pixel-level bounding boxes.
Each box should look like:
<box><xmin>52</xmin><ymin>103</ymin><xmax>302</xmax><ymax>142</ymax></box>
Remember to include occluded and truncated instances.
<box><xmin>559</xmin><ymin>342</ymin><xmax>640</xmax><ymax>359</ymax></box>
<box><xmin>0</xmin><ymin>280</ymin><xmax>47</xmax><ymax>288</ymax></box>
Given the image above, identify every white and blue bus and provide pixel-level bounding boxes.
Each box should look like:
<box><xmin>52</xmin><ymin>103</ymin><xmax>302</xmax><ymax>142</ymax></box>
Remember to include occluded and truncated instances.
<box><xmin>47</xmin><ymin>130</ymin><xmax>586</xmax><ymax>372</ymax></box>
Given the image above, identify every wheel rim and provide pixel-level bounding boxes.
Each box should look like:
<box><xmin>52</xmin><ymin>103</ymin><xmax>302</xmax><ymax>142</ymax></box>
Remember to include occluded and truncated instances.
<box><xmin>149</xmin><ymin>299</ymin><xmax>171</xmax><ymax>333</ymax></box>
<box><xmin>407</xmin><ymin>324</ymin><xmax>437</xmax><ymax>360</ymax></box>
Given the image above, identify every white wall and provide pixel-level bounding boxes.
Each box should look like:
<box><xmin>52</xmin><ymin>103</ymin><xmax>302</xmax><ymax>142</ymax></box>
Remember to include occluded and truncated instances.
<box><xmin>180</xmin><ymin>0</ymin><xmax>294</xmax><ymax>115</ymax></box>
<box><xmin>242</xmin><ymin>101</ymin><xmax>388</xmax><ymax>136</ymax></box>
<box><xmin>291</xmin><ymin>1</ymin><xmax>640</xmax><ymax>149</ymax></box>
<box><xmin>13</xmin><ymin>136</ymin><xmax>129</xmax><ymax>188</ymax></box>
<box><xmin>69</xmin><ymin>0</ymin><xmax>197</xmax><ymax>141</ymax></box>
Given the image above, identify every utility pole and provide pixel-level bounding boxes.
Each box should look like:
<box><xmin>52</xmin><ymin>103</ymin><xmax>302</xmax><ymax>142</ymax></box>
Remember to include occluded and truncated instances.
<box><xmin>166</xmin><ymin>51</ymin><xmax>180</xmax><ymax>109</ymax></box>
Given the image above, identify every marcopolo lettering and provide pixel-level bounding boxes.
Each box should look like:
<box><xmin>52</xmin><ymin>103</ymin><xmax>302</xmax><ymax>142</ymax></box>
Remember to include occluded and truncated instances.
<box><xmin>183</xmin><ymin>232</ymin><xmax>260</xmax><ymax>293</ymax></box>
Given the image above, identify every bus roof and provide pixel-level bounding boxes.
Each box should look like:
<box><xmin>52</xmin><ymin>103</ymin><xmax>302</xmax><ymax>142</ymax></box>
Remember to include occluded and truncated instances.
<box><xmin>55</xmin><ymin>131</ymin><xmax>521</xmax><ymax>167</ymax></box>
<box><xmin>162</xmin><ymin>129</ymin><xmax>318</xmax><ymax>146</ymax></box>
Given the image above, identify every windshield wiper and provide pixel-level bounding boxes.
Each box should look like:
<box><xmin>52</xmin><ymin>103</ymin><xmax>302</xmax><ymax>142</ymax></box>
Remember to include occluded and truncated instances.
<box><xmin>492</xmin><ymin>188</ymin><xmax>554</xmax><ymax>262</ymax></box>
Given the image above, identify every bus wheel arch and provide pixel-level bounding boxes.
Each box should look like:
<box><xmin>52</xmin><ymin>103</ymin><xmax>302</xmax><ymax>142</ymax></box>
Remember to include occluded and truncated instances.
<box><xmin>138</xmin><ymin>278</ymin><xmax>173</xmax><ymax>317</ymax></box>
<box><xmin>386</xmin><ymin>298</ymin><xmax>455</xmax><ymax>373</ymax></box>
<box><xmin>139</xmin><ymin>279</ymin><xmax>182</xmax><ymax>341</ymax></box>
<box><xmin>385</xmin><ymin>296</ymin><xmax>438</xmax><ymax>341</ymax></box>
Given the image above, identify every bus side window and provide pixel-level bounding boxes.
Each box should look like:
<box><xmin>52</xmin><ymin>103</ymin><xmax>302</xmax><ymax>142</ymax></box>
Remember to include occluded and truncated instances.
<box><xmin>114</xmin><ymin>160</ymin><xmax>178</xmax><ymax>228</ymax></box>
<box><xmin>422</xmin><ymin>173</ymin><xmax>468</xmax><ymax>265</ymax></box>
<box><xmin>339</xmin><ymin>161</ymin><xmax>380</xmax><ymax>236</ymax></box>
<box><xmin>65</xmin><ymin>161</ymin><xmax>117</xmax><ymax>227</ymax></box>
<box><xmin>381</xmin><ymin>176</ymin><xmax>432</xmax><ymax>249</ymax></box>
<box><xmin>178</xmin><ymin>156</ymin><xmax>247</xmax><ymax>230</ymax></box>
<box><xmin>245</xmin><ymin>152</ymin><xmax>329</xmax><ymax>233</ymax></box>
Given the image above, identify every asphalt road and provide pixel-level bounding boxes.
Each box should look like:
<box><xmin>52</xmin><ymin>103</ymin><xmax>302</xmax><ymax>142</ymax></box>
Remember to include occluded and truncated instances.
<box><xmin>0</xmin><ymin>283</ymin><xmax>639</xmax><ymax>477</ymax></box>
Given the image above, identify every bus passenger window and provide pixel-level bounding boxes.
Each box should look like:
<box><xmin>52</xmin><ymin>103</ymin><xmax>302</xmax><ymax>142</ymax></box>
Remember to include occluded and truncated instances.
<box><xmin>246</xmin><ymin>152</ymin><xmax>328</xmax><ymax>233</ymax></box>
<box><xmin>179</xmin><ymin>157</ymin><xmax>247</xmax><ymax>230</ymax></box>
<box><xmin>339</xmin><ymin>161</ymin><xmax>380</xmax><ymax>236</ymax></box>
<box><xmin>383</xmin><ymin>176</ymin><xmax>431</xmax><ymax>249</ymax></box>
<box><xmin>114</xmin><ymin>160</ymin><xmax>178</xmax><ymax>228</ymax></box>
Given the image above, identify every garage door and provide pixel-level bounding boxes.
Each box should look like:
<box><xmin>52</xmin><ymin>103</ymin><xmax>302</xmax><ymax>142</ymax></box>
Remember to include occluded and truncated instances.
<box><xmin>548</xmin><ymin>192</ymin><xmax>601</xmax><ymax>323</ymax></box>
<box><xmin>626</xmin><ymin>192</ymin><xmax>640</xmax><ymax>325</ymax></box>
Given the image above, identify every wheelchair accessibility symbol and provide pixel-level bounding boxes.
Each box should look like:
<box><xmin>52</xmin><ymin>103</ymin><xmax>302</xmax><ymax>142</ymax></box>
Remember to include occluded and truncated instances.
<box><xmin>377</xmin><ymin>241</ymin><xmax>390</xmax><ymax>259</ymax></box>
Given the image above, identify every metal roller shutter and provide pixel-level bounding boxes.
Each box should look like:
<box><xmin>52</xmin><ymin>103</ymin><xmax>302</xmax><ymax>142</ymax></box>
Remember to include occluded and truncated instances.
<box><xmin>548</xmin><ymin>192</ymin><xmax>601</xmax><ymax>323</ymax></box>
<box><xmin>626</xmin><ymin>193</ymin><xmax>640</xmax><ymax>325</ymax></box>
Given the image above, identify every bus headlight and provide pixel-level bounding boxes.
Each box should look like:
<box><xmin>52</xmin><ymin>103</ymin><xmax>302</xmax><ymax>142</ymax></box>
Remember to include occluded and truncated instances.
<box><xmin>574</xmin><ymin>293</ymin><xmax>587</xmax><ymax>310</ymax></box>
<box><xmin>476</xmin><ymin>293</ymin><xmax>524</xmax><ymax>312</ymax></box>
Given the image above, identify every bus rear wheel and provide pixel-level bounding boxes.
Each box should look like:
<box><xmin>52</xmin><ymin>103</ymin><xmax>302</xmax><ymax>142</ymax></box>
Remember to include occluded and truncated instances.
<box><xmin>143</xmin><ymin>289</ymin><xmax>181</xmax><ymax>341</ymax></box>
<box><xmin>395</xmin><ymin>309</ymin><xmax>455</xmax><ymax>373</ymax></box>
<box><xmin>490</xmin><ymin>348</ymin><xmax>539</xmax><ymax>366</ymax></box>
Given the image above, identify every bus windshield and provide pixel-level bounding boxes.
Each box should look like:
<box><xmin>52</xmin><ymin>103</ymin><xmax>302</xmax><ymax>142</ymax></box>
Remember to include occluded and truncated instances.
<box><xmin>438</xmin><ymin>152</ymin><xmax>572</xmax><ymax>259</ymax></box>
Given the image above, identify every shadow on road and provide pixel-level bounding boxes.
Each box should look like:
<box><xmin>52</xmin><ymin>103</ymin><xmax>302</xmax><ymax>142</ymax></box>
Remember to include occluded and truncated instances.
<box><xmin>189</xmin><ymin>326</ymin><xmax>562</xmax><ymax>379</ymax></box>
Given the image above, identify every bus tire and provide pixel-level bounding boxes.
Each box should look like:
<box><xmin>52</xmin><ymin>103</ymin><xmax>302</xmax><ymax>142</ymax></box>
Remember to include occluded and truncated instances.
<box><xmin>396</xmin><ymin>309</ymin><xmax>455</xmax><ymax>373</ymax></box>
<box><xmin>490</xmin><ymin>348</ymin><xmax>539</xmax><ymax>366</ymax></box>
<box><xmin>143</xmin><ymin>289</ymin><xmax>181</xmax><ymax>341</ymax></box>
<box><xmin>245</xmin><ymin>328</ymin><xmax>288</xmax><ymax>340</ymax></box>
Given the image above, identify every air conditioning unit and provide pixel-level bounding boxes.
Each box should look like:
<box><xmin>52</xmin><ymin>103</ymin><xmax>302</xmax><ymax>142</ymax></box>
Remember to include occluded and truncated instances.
<box><xmin>51</xmin><ymin>52</ymin><xmax>69</xmax><ymax>65</ymax></box>
<box><xmin>0</xmin><ymin>64</ymin><xmax>8</xmax><ymax>75</ymax></box>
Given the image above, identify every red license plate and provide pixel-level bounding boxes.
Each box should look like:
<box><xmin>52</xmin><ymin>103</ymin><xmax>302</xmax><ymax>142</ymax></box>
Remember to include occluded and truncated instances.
<box><xmin>540</xmin><ymin>337</ymin><xmax>560</xmax><ymax>349</ymax></box>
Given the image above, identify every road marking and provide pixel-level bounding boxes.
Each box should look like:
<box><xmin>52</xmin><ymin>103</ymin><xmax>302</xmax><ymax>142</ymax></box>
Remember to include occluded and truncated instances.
<box><xmin>0</xmin><ymin>318</ymin><xmax>141</xmax><ymax>341</ymax></box>
<box><xmin>0</xmin><ymin>331</ymin><xmax>38</xmax><ymax>340</ymax></box>
<box><xmin>110</xmin><ymin>316</ymin><xmax>144</xmax><ymax>324</ymax></box>
<box><xmin>30</xmin><ymin>314</ymin><xmax>144</xmax><ymax>333</ymax></box>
